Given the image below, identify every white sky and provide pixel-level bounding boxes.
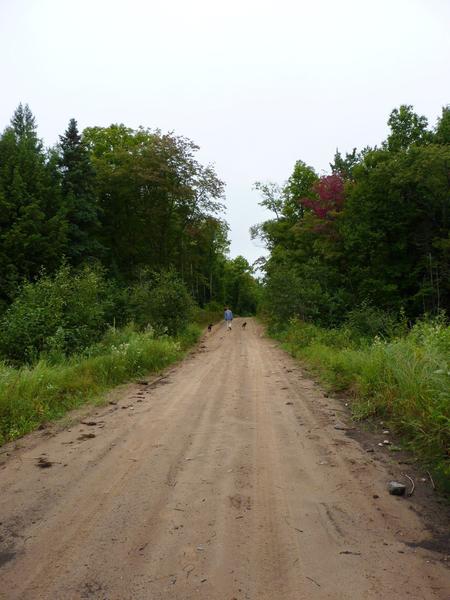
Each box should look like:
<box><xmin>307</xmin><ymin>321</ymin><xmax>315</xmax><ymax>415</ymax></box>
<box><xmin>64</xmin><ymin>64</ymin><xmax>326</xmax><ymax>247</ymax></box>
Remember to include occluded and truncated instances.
<box><xmin>1</xmin><ymin>0</ymin><xmax>449</xmax><ymax>265</ymax></box>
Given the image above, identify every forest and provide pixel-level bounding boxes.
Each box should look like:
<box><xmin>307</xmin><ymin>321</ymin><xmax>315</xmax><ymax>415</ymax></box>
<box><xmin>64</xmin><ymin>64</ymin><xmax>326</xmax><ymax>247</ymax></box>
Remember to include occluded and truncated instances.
<box><xmin>254</xmin><ymin>104</ymin><xmax>450</xmax><ymax>487</ymax></box>
<box><xmin>0</xmin><ymin>105</ymin><xmax>259</xmax><ymax>442</ymax></box>
<box><xmin>255</xmin><ymin>104</ymin><xmax>449</xmax><ymax>325</ymax></box>
<box><xmin>0</xmin><ymin>103</ymin><xmax>448</xmax><ymax>486</ymax></box>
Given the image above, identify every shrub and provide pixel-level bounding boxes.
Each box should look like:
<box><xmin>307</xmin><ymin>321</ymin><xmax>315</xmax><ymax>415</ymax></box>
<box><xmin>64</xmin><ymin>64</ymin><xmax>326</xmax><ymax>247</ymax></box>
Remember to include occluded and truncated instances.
<box><xmin>192</xmin><ymin>301</ymin><xmax>224</xmax><ymax>326</ymax></box>
<box><xmin>127</xmin><ymin>271</ymin><xmax>194</xmax><ymax>335</ymax></box>
<box><xmin>0</xmin><ymin>265</ymin><xmax>114</xmax><ymax>363</ymax></box>
<box><xmin>345</xmin><ymin>302</ymin><xmax>403</xmax><ymax>340</ymax></box>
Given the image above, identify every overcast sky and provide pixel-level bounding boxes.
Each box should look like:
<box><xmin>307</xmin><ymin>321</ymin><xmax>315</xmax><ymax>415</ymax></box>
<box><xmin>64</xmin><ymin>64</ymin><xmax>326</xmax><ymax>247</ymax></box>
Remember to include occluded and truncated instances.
<box><xmin>1</xmin><ymin>0</ymin><xmax>449</xmax><ymax>264</ymax></box>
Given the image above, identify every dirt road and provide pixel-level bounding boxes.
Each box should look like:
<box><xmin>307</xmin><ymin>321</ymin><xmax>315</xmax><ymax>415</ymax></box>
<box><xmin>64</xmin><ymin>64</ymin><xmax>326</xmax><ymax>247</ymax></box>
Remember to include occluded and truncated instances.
<box><xmin>0</xmin><ymin>319</ymin><xmax>448</xmax><ymax>599</ymax></box>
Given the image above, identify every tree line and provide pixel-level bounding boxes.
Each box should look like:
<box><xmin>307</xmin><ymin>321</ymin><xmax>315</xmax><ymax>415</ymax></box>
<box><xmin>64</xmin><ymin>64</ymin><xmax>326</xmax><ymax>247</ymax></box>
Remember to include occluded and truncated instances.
<box><xmin>0</xmin><ymin>105</ymin><xmax>259</xmax><ymax>363</ymax></box>
<box><xmin>254</xmin><ymin>104</ymin><xmax>450</xmax><ymax>328</ymax></box>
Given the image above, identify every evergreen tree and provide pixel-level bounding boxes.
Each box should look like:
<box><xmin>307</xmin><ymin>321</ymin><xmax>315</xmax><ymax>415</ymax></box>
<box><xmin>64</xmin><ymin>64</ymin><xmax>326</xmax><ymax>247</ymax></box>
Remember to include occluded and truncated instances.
<box><xmin>434</xmin><ymin>105</ymin><xmax>450</xmax><ymax>144</ymax></box>
<box><xmin>0</xmin><ymin>104</ymin><xmax>66</xmax><ymax>302</ymax></box>
<box><xmin>58</xmin><ymin>118</ymin><xmax>102</xmax><ymax>264</ymax></box>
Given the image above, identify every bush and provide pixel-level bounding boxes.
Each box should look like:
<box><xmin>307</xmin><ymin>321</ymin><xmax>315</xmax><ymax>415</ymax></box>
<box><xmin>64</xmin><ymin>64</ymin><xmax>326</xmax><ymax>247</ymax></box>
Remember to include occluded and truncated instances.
<box><xmin>127</xmin><ymin>271</ymin><xmax>194</xmax><ymax>335</ymax></box>
<box><xmin>345</xmin><ymin>302</ymin><xmax>404</xmax><ymax>340</ymax></box>
<box><xmin>192</xmin><ymin>301</ymin><xmax>224</xmax><ymax>326</ymax></box>
<box><xmin>0</xmin><ymin>265</ymin><xmax>114</xmax><ymax>363</ymax></box>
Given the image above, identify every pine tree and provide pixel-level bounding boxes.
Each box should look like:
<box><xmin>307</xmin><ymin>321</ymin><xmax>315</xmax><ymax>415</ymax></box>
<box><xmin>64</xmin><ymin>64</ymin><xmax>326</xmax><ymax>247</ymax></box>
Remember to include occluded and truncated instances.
<box><xmin>0</xmin><ymin>104</ymin><xmax>67</xmax><ymax>302</ymax></box>
<box><xmin>58</xmin><ymin>118</ymin><xmax>102</xmax><ymax>264</ymax></box>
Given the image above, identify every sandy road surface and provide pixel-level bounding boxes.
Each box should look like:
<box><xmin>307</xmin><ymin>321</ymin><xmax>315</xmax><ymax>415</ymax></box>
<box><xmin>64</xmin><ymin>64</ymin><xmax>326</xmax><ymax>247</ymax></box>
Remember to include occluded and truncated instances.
<box><xmin>0</xmin><ymin>319</ymin><xmax>448</xmax><ymax>599</ymax></box>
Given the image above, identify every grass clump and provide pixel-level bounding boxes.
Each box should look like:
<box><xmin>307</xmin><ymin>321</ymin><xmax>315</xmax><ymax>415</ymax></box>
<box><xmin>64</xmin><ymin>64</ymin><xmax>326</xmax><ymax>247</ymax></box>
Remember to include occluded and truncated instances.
<box><xmin>0</xmin><ymin>323</ymin><xmax>201</xmax><ymax>445</ymax></box>
<box><xmin>270</xmin><ymin>316</ymin><xmax>450</xmax><ymax>492</ymax></box>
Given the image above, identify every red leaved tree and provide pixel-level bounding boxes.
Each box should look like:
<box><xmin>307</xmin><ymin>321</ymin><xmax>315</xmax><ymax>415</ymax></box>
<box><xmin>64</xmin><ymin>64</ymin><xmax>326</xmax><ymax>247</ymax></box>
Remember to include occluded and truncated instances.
<box><xmin>301</xmin><ymin>174</ymin><xmax>344</xmax><ymax>219</ymax></box>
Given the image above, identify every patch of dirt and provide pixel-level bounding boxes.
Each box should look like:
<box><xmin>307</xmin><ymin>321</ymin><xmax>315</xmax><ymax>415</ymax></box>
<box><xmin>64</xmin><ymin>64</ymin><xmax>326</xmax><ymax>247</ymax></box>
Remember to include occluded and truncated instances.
<box><xmin>0</xmin><ymin>318</ymin><xmax>448</xmax><ymax>599</ymax></box>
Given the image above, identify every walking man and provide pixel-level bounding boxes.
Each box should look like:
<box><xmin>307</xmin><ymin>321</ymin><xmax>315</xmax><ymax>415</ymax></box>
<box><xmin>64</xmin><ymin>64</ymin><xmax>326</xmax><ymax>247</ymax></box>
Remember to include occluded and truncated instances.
<box><xmin>224</xmin><ymin>307</ymin><xmax>233</xmax><ymax>330</ymax></box>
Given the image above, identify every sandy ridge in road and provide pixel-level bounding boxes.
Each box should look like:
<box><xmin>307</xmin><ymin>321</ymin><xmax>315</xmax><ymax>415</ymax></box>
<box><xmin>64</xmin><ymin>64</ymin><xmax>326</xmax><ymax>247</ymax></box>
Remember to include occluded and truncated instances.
<box><xmin>0</xmin><ymin>318</ymin><xmax>448</xmax><ymax>599</ymax></box>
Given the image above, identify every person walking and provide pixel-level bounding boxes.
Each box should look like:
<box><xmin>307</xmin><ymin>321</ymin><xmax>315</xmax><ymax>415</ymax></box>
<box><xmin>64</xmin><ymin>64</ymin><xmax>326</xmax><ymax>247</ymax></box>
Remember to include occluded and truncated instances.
<box><xmin>224</xmin><ymin>307</ymin><xmax>233</xmax><ymax>330</ymax></box>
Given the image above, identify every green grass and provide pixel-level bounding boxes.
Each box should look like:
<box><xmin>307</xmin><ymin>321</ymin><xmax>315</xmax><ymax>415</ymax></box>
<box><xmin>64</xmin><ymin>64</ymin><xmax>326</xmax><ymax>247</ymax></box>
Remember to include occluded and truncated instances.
<box><xmin>0</xmin><ymin>323</ymin><xmax>202</xmax><ymax>445</ymax></box>
<box><xmin>270</xmin><ymin>318</ymin><xmax>450</xmax><ymax>492</ymax></box>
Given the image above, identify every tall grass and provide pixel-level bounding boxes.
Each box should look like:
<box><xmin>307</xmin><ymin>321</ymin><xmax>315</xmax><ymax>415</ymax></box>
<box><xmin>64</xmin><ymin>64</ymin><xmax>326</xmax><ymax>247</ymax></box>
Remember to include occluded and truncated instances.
<box><xmin>0</xmin><ymin>324</ymin><xmax>201</xmax><ymax>445</ymax></box>
<box><xmin>271</xmin><ymin>318</ymin><xmax>450</xmax><ymax>491</ymax></box>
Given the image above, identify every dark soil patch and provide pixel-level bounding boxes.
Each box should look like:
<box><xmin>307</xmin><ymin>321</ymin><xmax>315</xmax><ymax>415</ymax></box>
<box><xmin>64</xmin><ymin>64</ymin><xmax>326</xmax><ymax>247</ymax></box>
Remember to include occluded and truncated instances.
<box><xmin>36</xmin><ymin>456</ymin><xmax>53</xmax><ymax>468</ymax></box>
<box><xmin>77</xmin><ymin>433</ymin><xmax>96</xmax><ymax>441</ymax></box>
<box><xmin>0</xmin><ymin>550</ymin><xmax>15</xmax><ymax>567</ymax></box>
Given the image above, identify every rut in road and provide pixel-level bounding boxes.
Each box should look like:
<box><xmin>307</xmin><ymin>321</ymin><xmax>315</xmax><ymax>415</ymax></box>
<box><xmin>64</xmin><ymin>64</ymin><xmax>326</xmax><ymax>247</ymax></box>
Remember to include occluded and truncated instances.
<box><xmin>0</xmin><ymin>318</ymin><xmax>448</xmax><ymax>600</ymax></box>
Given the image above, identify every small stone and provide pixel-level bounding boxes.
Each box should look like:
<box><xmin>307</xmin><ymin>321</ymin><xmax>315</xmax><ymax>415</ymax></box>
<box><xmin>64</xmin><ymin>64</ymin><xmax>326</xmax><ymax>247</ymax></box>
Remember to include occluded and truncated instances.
<box><xmin>366</xmin><ymin>448</ymin><xmax>374</xmax><ymax>453</ymax></box>
<box><xmin>383</xmin><ymin>430</ymin><xmax>390</xmax><ymax>434</ymax></box>
<box><xmin>383</xmin><ymin>440</ymin><xmax>391</xmax><ymax>445</ymax></box>
<box><xmin>373</xmin><ymin>494</ymin><xmax>379</xmax><ymax>499</ymax></box>
<box><xmin>387</xmin><ymin>481</ymin><xmax>406</xmax><ymax>496</ymax></box>
<box><xmin>334</xmin><ymin>424</ymin><xmax>347</xmax><ymax>431</ymax></box>
<box><xmin>378</xmin><ymin>443</ymin><xmax>384</xmax><ymax>447</ymax></box>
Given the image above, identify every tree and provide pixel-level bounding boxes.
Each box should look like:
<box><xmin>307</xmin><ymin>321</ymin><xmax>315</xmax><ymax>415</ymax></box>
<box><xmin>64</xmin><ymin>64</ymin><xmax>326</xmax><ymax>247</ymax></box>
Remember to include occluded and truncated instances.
<box><xmin>301</xmin><ymin>174</ymin><xmax>345</xmax><ymax>220</ymax></box>
<box><xmin>83</xmin><ymin>125</ymin><xmax>225</xmax><ymax>292</ymax></box>
<box><xmin>0</xmin><ymin>104</ymin><xmax>66</xmax><ymax>302</ymax></box>
<box><xmin>386</xmin><ymin>104</ymin><xmax>431</xmax><ymax>152</ymax></box>
<box><xmin>223</xmin><ymin>256</ymin><xmax>260</xmax><ymax>315</ymax></box>
<box><xmin>434</xmin><ymin>105</ymin><xmax>450</xmax><ymax>144</ymax></box>
<box><xmin>254</xmin><ymin>104</ymin><xmax>450</xmax><ymax>326</ymax></box>
<box><xmin>284</xmin><ymin>160</ymin><xmax>318</xmax><ymax>218</ymax></box>
<box><xmin>58</xmin><ymin>118</ymin><xmax>103</xmax><ymax>264</ymax></box>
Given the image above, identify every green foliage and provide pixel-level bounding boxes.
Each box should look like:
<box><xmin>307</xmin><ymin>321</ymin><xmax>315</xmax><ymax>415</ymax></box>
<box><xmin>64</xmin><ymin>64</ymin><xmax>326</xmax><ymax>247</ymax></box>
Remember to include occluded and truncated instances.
<box><xmin>58</xmin><ymin>118</ymin><xmax>103</xmax><ymax>263</ymax></box>
<box><xmin>345</xmin><ymin>303</ymin><xmax>405</xmax><ymax>339</ymax></box>
<box><xmin>386</xmin><ymin>104</ymin><xmax>431</xmax><ymax>152</ymax></box>
<box><xmin>223</xmin><ymin>256</ymin><xmax>260</xmax><ymax>315</ymax></box>
<box><xmin>0</xmin><ymin>104</ymin><xmax>240</xmax><ymax>315</ymax></box>
<box><xmin>0</xmin><ymin>265</ymin><xmax>113</xmax><ymax>363</ymax></box>
<box><xmin>192</xmin><ymin>301</ymin><xmax>224</xmax><ymax>326</ymax></box>
<box><xmin>254</xmin><ymin>104</ymin><xmax>450</xmax><ymax>326</ymax></box>
<box><xmin>82</xmin><ymin>124</ymin><xmax>227</xmax><ymax>302</ymax></box>
<box><xmin>271</xmin><ymin>317</ymin><xmax>450</xmax><ymax>490</ymax></box>
<box><xmin>434</xmin><ymin>105</ymin><xmax>450</xmax><ymax>144</ymax></box>
<box><xmin>127</xmin><ymin>271</ymin><xmax>194</xmax><ymax>335</ymax></box>
<box><xmin>0</xmin><ymin>104</ymin><xmax>67</xmax><ymax>302</ymax></box>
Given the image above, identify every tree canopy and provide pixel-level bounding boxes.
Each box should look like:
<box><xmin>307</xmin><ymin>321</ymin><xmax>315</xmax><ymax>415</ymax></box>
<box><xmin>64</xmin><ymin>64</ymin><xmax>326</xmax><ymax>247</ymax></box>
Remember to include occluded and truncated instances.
<box><xmin>253</xmin><ymin>104</ymin><xmax>450</xmax><ymax>326</ymax></box>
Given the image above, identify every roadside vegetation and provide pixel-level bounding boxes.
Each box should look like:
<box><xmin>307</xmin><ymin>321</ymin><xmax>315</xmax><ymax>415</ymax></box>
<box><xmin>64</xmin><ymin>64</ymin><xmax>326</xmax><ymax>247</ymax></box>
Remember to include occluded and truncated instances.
<box><xmin>0</xmin><ymin>324</ymin><xmax>200</xmax><ymax>445</ymax></box>
<box><xmin>254</xmin><ymin>104</ymin><xmax>450</xmax><ymax>490</ymax></box>
<box><xmin>0</xmin><ymin>105</ymin><xmax>260</xmax><ymax>445</ymax></box>
<box><xmin>270</xmin><ymin>315</ymin><xmax>450</xmax><ymax>490</ymax></box>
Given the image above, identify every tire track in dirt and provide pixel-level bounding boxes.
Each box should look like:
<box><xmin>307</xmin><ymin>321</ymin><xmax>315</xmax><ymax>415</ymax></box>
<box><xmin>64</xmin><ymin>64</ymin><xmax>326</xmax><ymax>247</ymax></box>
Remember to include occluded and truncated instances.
<box><xmin>0</xmin><ymin>319</ymin><xmax>448</xmax><ymax>599</ymax></box>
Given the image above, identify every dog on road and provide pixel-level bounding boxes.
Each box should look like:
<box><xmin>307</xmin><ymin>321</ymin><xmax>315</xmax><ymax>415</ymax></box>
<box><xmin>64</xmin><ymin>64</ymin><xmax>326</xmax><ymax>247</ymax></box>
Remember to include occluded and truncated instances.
<box><xmin>242</xmin><ymin>322</ymin><xmax>247</xmax><ymax>329</ymax></box>
<box><xmin>207</xmin><ymin>323</ymin><xmax>213</xmax><ymax>332</ymax></box>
